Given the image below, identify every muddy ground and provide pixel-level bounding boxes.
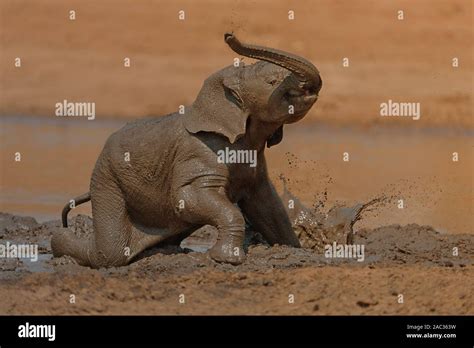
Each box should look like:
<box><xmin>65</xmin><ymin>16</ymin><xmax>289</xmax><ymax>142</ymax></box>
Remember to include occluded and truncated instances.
<box><xmin>0</xmin><ymin>212</ymin><xmax>472</xmax><ymax>315</ymax></box>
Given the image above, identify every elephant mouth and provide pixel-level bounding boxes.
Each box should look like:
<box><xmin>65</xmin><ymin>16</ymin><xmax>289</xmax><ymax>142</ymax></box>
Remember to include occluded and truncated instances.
<box><xmin>282</xmin><ymin>90</ymin><xmax>318</xmax><ymax>123</ymax></box>
<box><xmin>285</xmin><ymin>89</ymin><xmax>318</xmax><ymax>111</ymax></box>
<box><xmin>287</xmin><ymin>92</ymin><xmax>318</xmax><ymax>104</ymax></box>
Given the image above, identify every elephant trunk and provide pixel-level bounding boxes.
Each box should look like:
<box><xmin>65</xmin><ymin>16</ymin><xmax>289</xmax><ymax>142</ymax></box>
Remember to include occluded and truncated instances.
<box><xmin>224</xmin><ymin>33</ymin><xmax>320</xmax><ymax>91</ymax></box>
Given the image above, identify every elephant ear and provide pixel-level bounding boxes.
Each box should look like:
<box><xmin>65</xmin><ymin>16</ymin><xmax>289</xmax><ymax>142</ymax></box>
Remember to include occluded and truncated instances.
<box><xmin>266</xmin><ymin>125</ymin><xmax>283</xmax><ymax>148</ymax></box>
<box><xmin>184</xmin><ymin>68</ymin><xmax>249</xmax><ymax>144</ymax></box>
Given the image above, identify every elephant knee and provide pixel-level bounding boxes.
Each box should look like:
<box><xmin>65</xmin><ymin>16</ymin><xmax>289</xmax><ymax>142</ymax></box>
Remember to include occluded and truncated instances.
<box><xmin>173</xmin><ymin>186</ymin><xmax>244</xmax><ymax>230</ymax></box>
<box><xmin>173</xmin><ymin>186</ymin><xmax>200</xmax><ymax>220</ymax></box>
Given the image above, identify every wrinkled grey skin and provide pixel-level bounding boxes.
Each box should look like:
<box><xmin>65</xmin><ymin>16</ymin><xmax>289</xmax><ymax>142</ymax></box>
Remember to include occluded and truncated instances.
<box><xmin>52</xmin><ymin>33</ymin><xmax>322</xmax><ymax>268</ymax></box>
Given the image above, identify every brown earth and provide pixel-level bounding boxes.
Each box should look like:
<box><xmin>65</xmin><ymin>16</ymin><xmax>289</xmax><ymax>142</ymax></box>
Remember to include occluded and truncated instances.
<box><xmin>0</xmin><ymin>210</ymin><xmax>473</xmax><ymax>315</ymax></box>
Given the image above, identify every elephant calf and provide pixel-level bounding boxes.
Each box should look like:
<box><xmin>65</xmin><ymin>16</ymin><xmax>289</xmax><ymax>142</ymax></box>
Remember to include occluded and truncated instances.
<box><xmin>52</xmin><ymin>33</ymin><xmax>322</xmax><ymax>268</ymax></box>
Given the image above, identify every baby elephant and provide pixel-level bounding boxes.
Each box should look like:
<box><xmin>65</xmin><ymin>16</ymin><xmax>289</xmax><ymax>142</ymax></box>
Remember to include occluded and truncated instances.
<box><xmin>52</xmin><ymin>33</ymin><xmax>322</xmax><ymax>268</ymax></box>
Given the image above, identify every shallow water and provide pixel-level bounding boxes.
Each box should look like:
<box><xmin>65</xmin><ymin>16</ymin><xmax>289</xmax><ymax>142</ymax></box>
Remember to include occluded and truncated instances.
<box><xmin>1</xmin><ymin>115</ymin><xmax>472</xmax><ymax>233</ymax></box>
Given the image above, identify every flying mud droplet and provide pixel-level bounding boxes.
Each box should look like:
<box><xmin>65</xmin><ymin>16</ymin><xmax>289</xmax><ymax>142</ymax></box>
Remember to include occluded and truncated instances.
<box><xmin>279</xmin><ymin>175</ymin><xmax>387</xmax><ymax>250</ymax></box>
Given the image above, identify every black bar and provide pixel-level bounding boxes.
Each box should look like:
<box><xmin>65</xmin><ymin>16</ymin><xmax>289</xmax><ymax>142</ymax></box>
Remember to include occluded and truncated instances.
<box><xmin>0</xmin><ymin>315</ymin><xmax>472</xmax><ymax>346</ymax></box>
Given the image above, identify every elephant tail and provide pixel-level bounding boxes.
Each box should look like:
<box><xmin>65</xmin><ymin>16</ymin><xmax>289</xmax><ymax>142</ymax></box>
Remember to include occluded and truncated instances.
<box><xmin>61</xmin><ymin>192</ymin><xmax>91</xmax><ymax>227</ymax></box>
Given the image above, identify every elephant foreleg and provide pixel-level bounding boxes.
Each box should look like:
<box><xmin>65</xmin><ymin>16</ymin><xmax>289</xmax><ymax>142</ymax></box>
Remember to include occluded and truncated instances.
<box><xmin>240</xmin><ymin>179</ymin><xmax>300</xmax><ymax>247</ymax></box>
<box><xmin>175</xmin><ymin>184</ymin><xmax>246</xmax><ymax>265</ymax></box>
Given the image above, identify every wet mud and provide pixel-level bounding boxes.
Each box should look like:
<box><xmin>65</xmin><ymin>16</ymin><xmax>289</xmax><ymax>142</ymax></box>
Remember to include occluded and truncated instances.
<box><xmin>1</xmin><ymin>187</ymin><xmax>472</xmax><ymax>315</ymax></box>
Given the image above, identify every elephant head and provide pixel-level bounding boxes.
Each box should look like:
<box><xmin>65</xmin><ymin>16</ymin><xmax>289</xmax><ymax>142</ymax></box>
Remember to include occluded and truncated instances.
<box><xmin>185</xmin><ymin>33</ymin><xmax>322</xmax><ymax>147</ymax></box>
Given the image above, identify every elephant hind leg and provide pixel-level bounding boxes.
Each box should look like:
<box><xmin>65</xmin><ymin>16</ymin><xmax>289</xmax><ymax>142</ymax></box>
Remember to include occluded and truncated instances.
<box><xmin>52</xmin><ymin>180</ymin><xmax>160</xmax><ymax>268</ymax></box>
<box><xmin>127</xmin><ymin>220</ymin><xmax>179</xmax><ymax>261</ymax></box>
<box><xmin>86</xmin><ymin>183</ymin><xmax>159</xmax><ymax>268</ymax></box>
<box><xmin>53</xmin><ymin>172</ymin><xmax>178</xmax><ymax>268</ymax></box>
<box><xmin>51</xmin><ymin>190</ymin><xmax>131</xmax><ymax>268</ymax></box>
<box><xmin>52</xmin><ymin>219</ymin><xmax>172</xmax><ymax>268</ymax></box>
<box><xmin>51</xmin><ymin>227</ymin><xmax>94</xmax><ymax>267</ymax></box>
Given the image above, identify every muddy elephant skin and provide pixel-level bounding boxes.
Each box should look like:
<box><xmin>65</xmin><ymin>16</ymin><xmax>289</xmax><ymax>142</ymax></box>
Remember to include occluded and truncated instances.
<box><xmin>52</xmin><ymin>33</ymin><xmax>322</xmax><ymax>268</ymax></box>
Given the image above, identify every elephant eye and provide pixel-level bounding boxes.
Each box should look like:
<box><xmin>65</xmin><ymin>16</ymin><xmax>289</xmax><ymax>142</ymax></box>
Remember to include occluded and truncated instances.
<box><xmin>266</xmin><ymin>78</ymin><xmax>278</xmax><ymax>86</ymax></box>
<box><xmin>224</xmin><ymin>86</ymin><xmax>244</xmax><ymax>108</ymax></box>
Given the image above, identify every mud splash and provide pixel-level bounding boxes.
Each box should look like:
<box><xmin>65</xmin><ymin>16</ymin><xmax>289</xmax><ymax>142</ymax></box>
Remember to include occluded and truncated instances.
<box><xmin>179</xmin><ymin>177</ymin><xmax>389</xmax><ymax>254</ymax></box>
<box><xmin>279</xmin><ymin>175</ymin><xmax>388</xmax><ymax>250</ymax></box>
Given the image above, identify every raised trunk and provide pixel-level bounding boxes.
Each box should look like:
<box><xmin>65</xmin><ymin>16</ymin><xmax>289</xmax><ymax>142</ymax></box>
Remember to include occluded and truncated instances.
<box><xmin>225</xmin><ymin>33</ymin><xmax>320</xmax><ymax>90</ymax></box>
